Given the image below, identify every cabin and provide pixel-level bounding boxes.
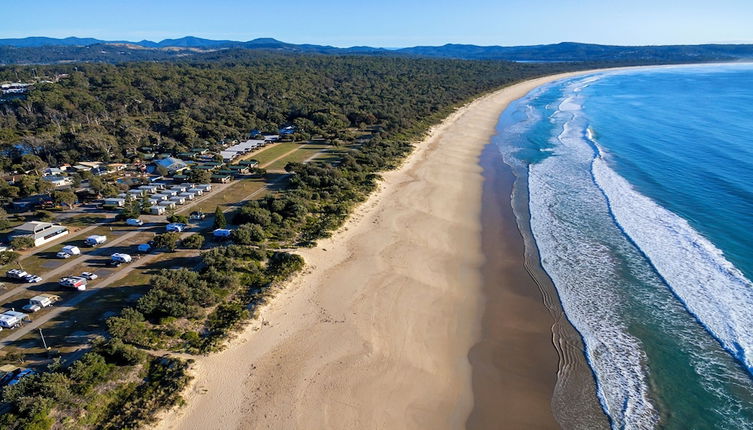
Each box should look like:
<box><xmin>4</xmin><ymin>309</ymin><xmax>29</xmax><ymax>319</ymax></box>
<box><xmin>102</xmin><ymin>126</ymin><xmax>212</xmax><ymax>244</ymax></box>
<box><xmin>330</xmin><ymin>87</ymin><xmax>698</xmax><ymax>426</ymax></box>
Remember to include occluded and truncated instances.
<box><xmin>239</xmin><ymin>159</ymin><xmax>259</xmax><ymax>167</ymax></box>
<box><xmin>158</xmin><ymin>200</ymin><xmax>176</xmax><ymax>209</ymax></box>
<box><xmin>138</xmin><ymin>185</ymin><xmax>160</xmax><ymax>194</ymax></box>
<box><xmin>211</xmin><ymin>174</ymin><xmax>231</xmax><ymax>184</ymax></box>
<box><xmin>179</xmin><ymin>192</ymin><xmax>196</xmax><ymax>201</ymax></box>
<box><xmin>227</xmin><ymin>165</ymin><xmax>250</xmax><ymax>175</ymax></box>
<box><xmin>103</xmin><ymin>197</ymin><xmax>126</xmax><ymax>208</ymax></box>
<box><xmin>12</xmin><ymin>221</ymin><xmax>69</xmax><ymax>247</ymax></box>
<box><xmin>188</xmin><ymin>187</ymin><xmax>204</xmax><ymax>196</ymax></box>
<box><xmin>169</xmin><ymin>196</ymin><xmax>186</xmax><ymax>205</ymax></box>
<box><xmin>149</xmin><ymin>206</ymin><xmax>166</xmax><ymax>215</ymax></box>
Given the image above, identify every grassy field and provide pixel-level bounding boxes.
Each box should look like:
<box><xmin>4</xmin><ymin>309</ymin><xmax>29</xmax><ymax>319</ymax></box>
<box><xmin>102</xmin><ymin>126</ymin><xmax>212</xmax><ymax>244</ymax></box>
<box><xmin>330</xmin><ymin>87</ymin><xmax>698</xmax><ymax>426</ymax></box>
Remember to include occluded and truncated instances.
<box><xmin>192</xmin><ymin>178</ymin><xmax>267</xmax><ymax>213</ymax></box>
<box><xmin>264</xmin><ymin>142</ymin><xmax>333</xmax><ymax>170</ymax></box>
<box><xmin>252</xmin><ymin>142</ymin><xmax>305</xmax><ymax>166</ymax></box>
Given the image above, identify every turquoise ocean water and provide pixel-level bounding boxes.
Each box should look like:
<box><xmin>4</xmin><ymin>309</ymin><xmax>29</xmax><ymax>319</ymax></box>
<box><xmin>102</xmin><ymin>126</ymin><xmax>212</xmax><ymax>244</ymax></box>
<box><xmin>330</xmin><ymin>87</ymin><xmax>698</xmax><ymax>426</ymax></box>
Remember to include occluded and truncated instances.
<box><xmin>495</xmin><ymin>64</ymin><xmax>753</xmax><ymax>429</ymax></box>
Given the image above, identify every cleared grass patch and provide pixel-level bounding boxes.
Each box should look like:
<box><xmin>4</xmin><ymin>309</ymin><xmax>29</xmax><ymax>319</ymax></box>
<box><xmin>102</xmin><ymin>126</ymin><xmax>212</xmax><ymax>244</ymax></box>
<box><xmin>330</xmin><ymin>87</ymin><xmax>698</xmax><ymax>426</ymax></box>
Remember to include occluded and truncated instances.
<box><xmin>193</xmin><ymin>178</ymin><xmax>267</xmax><ymax>213</ymax></box>
<box><xmin>253</xmin><ymin>142</ymin><xmax>304</xmax><ymax>166</ymax></box>
<box><xmin>264</xmin><ymin>143</ymin><xmax>333</xmax><ymax>170</ymax></box>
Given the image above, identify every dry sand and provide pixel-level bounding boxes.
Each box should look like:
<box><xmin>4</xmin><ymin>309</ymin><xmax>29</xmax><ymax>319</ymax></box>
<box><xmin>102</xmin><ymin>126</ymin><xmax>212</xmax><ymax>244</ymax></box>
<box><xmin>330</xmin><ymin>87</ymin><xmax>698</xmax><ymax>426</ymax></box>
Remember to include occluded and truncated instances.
<box><xmin>154</xmin><ymin>71</ymin><xmax>603</xmax><ymax>430</ymax></box>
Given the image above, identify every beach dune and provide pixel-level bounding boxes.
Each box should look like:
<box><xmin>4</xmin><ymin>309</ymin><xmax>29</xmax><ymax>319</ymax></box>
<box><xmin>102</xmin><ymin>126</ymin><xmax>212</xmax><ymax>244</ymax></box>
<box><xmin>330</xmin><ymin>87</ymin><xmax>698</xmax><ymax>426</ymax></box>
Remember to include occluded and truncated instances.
<box><xmin>155</xmin><ymin>72</ymin><xmax>598</xmax><ymax>430</ymax></box>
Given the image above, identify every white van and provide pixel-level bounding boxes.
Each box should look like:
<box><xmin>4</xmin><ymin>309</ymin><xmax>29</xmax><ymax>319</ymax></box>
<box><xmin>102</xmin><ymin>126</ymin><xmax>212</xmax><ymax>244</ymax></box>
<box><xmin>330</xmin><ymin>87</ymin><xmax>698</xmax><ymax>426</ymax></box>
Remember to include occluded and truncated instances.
<box><xmin>111</xmin><ymin>253</ymin><xmax>132</xmax><ymax>264</ymax></box>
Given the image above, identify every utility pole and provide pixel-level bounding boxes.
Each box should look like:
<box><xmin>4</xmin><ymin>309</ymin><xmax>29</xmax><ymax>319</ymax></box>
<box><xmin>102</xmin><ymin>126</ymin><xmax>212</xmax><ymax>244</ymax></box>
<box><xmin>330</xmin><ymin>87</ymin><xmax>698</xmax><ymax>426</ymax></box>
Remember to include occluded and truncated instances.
<box><xmin>39</xmin><ymin>328</ymin><xmax>49</xmax><ymax>350</ymax></box>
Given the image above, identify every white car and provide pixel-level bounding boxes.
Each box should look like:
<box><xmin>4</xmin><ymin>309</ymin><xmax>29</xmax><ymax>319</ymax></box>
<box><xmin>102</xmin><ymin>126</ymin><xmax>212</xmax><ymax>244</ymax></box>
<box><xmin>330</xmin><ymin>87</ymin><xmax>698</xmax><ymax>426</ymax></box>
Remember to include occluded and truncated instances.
<box><xmin>165</xmin><ymin>223</ymin><xmax>187</xmax><ymax>232</ymax></box>
<box><xmin>21</xmin><ymin>304</ymin><xmax>41</xmax><ymax>313</ymax></box>
<box><xmin>56</xmin><ymin>251</ymin><xmax>71</xmax><ymax>259</ymax></box>
<box><xmin>126</xmin><ymin>218</ymin><xmax>144</xmax><ymax>226</ymax></box>
<box><xmin>80</xmin><ymin>272</ymin><xmax>98</xmax><ymax>280</ymax></box>
<box><xmin>23</xmin><ymin>275</ymin><xmax>42</xmax><ymax>283</ymax></box>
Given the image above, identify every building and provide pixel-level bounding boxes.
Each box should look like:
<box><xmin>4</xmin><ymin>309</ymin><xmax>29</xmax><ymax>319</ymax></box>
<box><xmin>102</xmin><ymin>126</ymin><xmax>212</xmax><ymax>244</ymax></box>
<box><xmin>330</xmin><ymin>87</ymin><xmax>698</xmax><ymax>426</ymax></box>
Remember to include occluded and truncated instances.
<box><xmin>12</xmin><ymin>221</ymin><xmax>69</xmax><ymax>247</ymax></box>
<box><xmin>103</xmin><ymin>197</ymin><xmax>126</xmax><ymax>208</ymax></box>
<box><xmin>153</xmin><ymin>157</ymin><xmax>189</xmax><ymax>174</ymax></box>
<box><xmin>211</xmin><ymin>174</ymin><xmax>231</xmax><ymax>184</ymax></box>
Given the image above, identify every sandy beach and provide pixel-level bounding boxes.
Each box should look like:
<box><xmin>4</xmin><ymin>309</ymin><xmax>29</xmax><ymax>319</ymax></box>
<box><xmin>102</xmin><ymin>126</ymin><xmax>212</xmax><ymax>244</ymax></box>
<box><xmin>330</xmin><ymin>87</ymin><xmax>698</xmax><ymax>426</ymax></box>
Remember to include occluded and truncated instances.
<box><xmin>155</xmin><ymin>71</ymin><xmax>604</xmax><ymax>430</ymax></box>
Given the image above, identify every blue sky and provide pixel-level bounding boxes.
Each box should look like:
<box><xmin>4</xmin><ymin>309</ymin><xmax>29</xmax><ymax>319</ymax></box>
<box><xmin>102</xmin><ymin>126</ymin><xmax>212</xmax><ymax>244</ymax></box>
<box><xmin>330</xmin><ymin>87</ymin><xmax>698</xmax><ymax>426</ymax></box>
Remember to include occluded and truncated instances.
<box><xmin>3</xmin><ymin>0</ymin><xmax>753</xmax><ymax>47</ymax></box>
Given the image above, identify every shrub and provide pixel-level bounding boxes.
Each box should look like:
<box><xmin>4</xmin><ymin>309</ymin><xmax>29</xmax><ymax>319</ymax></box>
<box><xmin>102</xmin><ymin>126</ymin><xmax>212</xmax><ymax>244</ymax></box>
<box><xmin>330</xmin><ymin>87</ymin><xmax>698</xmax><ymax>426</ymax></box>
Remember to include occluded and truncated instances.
<box><xmin>167</xmin><ymin>214</ymin><xmax>188</xmax><ymax>224</ymax></box>
<box><xmin>10</xmin><ymin>236</ymin><xmax>34</xmax><ymax>250</ymax></box>
<box><xmin>34</xmin><ymin>210</ymin><xmax>54</xmax><ymax>221</ymax></box>
<box><xmin>213</xmin><ymin>207</ymin><xmax>227</xmax><ymax>229</ymax></box>
<box><xmin>231</xmin><ymin>224</ymin><xmax>265</xmax><ymax>245</ymax></box>
<box><xmin>266</xmin><ymin>252</ymin><xmax>305</xmax><ymax>281</ymax></box>
<box><xmin>0</xmin><ymin>250</ymin><xmax>20</xmax><ymax>265</ymax></box>
<box><xmin>152</xmin><ymin>232</ymin><xmax>180</xmax><ymax>252</ymax></box>
<box><xmin>181</xmin><ymin>234</ymin><xmax>204</xmax><ymax>249</ymax></box>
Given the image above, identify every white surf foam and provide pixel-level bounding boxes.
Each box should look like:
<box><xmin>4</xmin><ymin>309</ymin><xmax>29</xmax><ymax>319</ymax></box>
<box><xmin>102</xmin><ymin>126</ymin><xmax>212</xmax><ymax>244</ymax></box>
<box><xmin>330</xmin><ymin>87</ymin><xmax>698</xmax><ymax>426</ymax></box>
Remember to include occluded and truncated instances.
<box><xmin>591</xmin><ymin>144</ymin><xmax>753</xmax><ymax>375</ymax></box>
<box><xmin>526</xmin><ymin>80</ymin><xmax>660</xmax><ymax>428</ymax></box>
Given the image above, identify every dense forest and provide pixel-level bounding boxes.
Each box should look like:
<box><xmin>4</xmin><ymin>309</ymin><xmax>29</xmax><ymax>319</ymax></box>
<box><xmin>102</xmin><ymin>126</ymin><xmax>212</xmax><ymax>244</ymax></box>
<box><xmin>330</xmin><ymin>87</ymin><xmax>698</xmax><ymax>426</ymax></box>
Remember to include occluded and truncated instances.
<box><xmin>0</xmin><ymin>54</ymin><xmax>585</xmax><ymax>172</ymax></box>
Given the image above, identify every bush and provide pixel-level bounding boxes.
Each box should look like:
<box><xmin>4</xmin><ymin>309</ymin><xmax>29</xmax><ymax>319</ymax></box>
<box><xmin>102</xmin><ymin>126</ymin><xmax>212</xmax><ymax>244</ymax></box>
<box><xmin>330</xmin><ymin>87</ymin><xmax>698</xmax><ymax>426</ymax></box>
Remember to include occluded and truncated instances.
<box><xmin>266</xmin><ymin>252</ymin><xmax>305</xmax><ymax>281</ymax></box>
<box><xmin>231</xmin><ymin>224</ymin><xmax>265</xmax><ymax>245</ymax></box>
<box><xmin>95</xmin><ymin>337</ymin><xmax>147</xmax><ymax>366</ymax></box>
<box><xmin>152</xmin><ymin>232</ymin><xmax>180</xmax><ymax>252</ymax></box>
<box><xmin>0</xmin><ymin>250</ymin><xmax>20</xmax><ymax>265</ymax></box>
<box><xmin>107</xmin><ymin>308</ymin><xmax>159</xmax><ymax>349</ymax></box>
<box><xmin>34</xmin><ymin>210</ymin><xmax>54</xmax><ymax>221</ymax></box>
<box><xmin>167</xmin><ymin>214</ymin><xmax>188</xmax><ymax>224</ymax></box>
<box><xmin>181</xmin><ymin>234</ymin><xmax>204</xmax><ymax>249</ymax></box>
<box><xmin>213</xmin><ymin>207</ymin><xmax>227</xmax><ymax>229</ymax></box>
<box><xmin>10</xmin><ymin>236</ymin><xmax>34</xmax><ymax>250</ymax></box>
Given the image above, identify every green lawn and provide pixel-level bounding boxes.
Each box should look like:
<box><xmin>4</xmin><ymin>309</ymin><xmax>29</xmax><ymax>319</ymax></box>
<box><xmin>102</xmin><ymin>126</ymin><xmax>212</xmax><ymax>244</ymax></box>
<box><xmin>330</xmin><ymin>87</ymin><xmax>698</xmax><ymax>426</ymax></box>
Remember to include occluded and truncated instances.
<box><xmin>264</xmin><ymin>143</ymin><xmax>334</xmax><ymax>170</ymax></box>
<box><xmin>251</xmin><ymin>142</ymin><xmax>305</xmax><ymax>166</ymax></box>
<box><xmin>192</xmin><ymin>178</ymin><xmax>267</xmax><ymax>213</ymax></box>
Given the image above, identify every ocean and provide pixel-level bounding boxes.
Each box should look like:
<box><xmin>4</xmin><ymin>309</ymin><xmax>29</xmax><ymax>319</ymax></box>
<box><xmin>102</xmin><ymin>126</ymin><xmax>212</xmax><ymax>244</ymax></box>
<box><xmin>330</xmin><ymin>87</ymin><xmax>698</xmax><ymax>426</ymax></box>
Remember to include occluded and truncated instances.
<box><xmin>495</xmin><ymin>64</ymin><xmax>753</xmax><ymax>429</ymax></box>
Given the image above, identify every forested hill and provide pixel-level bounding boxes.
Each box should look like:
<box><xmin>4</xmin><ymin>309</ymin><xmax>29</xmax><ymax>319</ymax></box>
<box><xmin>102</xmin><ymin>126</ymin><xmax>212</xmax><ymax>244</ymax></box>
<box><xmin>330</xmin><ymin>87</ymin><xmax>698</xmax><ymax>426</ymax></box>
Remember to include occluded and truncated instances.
<box><xmin>0</xmin><ymin>55</ymin><xmax>581</xmax><ymax>171</ymax></box>
<box><xmin>2</xmin><ymin>37</ymin><xmax>753</xmax><ymax>64</ymax></box>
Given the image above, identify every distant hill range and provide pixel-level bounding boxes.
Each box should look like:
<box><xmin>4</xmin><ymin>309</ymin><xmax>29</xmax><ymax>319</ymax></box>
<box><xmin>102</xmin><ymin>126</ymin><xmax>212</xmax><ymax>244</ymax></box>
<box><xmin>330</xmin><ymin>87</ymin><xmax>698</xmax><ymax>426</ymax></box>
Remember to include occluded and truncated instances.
<box><xmin>2</xmin><ymin>36</ymin><xmax>753</xmax><ymax>65</ymax></box>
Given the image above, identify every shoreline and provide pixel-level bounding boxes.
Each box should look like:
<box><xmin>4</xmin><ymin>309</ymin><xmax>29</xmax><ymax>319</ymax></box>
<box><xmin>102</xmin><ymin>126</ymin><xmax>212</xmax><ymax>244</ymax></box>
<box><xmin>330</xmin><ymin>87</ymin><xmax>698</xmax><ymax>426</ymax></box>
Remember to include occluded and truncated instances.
<box><xmin>154</xmin><ymin>71</ymin><xmax>608</xmax><ymax>430</ymax></box>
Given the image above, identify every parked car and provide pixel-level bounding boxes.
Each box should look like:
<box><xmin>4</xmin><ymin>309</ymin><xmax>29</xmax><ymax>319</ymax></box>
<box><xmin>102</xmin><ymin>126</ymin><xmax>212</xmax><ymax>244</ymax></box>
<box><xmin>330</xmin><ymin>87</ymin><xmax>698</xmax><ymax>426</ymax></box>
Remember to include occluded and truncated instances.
<box><xmin>22</xmin><ymin>294</ymin><xmax>60</xmax><ymax>313</ymax></box>
<box><xmin>61</xmin><ymin>245</ymin><xmax>81</xmax><ymax>255</ymax></box>
<box><xmin>165</xmin><ymin>223</ymin><xmax>187</xmax><ymax>232</ymax></box>
<box><xmin>56</xmin><ymin>251</ymin><xmax>72</xmax><ymax>259</ymax></box>
<box><xmin>136</xmin><ymin>243</ymin><xmax>152</xmax><ymax>253</ymax></box>
<box><xmin>80</xmin><ymin>272</ymin><xmax>98</xmax><ymax>280</ymax></box>
<box><xmin>23</xmin><ymin>274</ymin><xmax>42</xmax><ymax>283</ymax></box>
<box><xmin>126</xmin><ymin>218</ymin><xmax>144</xmax><ymax>226</ymax></box>
<box><xmin>21</xmin><ymin>303</ymin><xmax>41</xmax><ymax>313</ymax></box>
<box><xmin>190</xmin><ymin>211</ymin><xmax>206</xmax><ymax>220</ymax></box>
